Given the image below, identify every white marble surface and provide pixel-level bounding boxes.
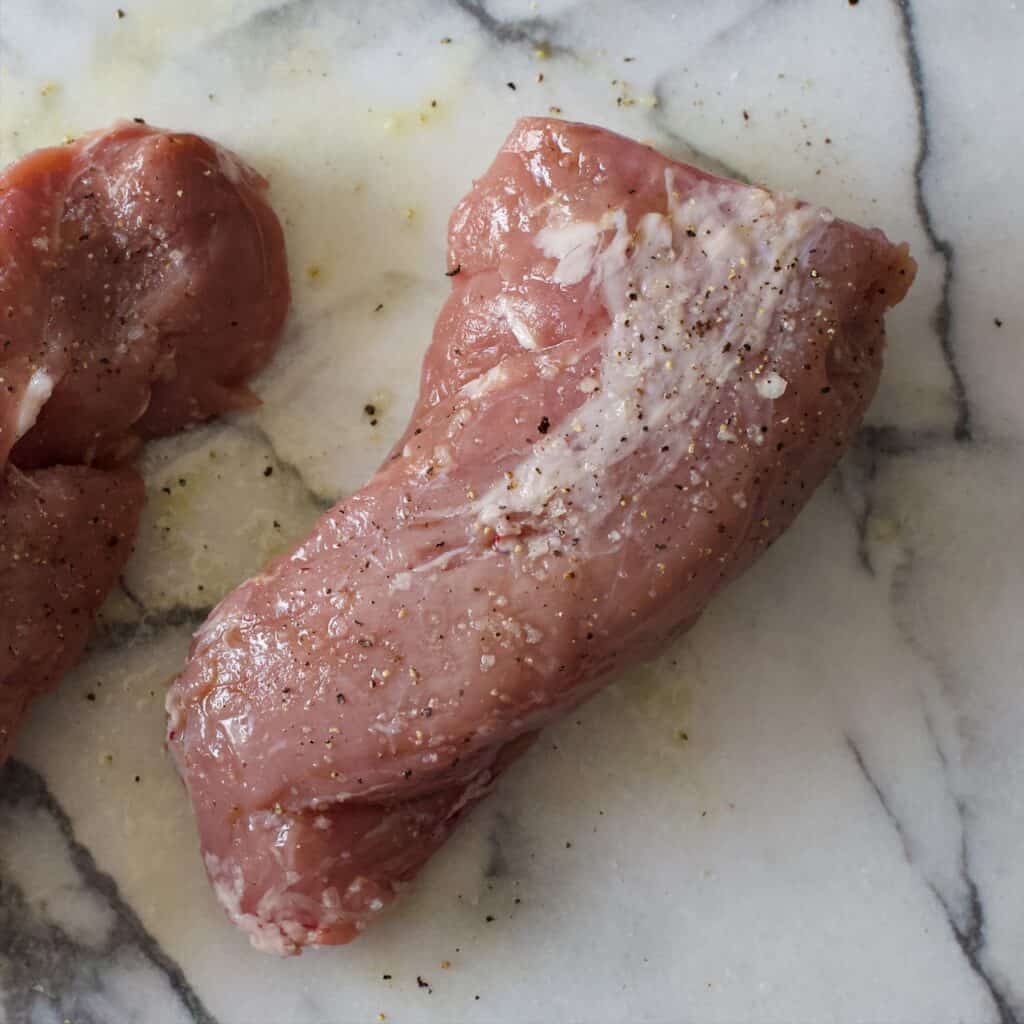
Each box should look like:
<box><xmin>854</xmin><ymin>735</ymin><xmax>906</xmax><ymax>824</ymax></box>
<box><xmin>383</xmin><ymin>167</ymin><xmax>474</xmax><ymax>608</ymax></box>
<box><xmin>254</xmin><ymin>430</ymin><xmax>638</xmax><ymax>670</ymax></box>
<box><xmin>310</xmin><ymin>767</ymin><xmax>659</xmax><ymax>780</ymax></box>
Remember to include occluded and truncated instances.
<box><xmin>1</xmin><ymin>1</ymin><xmax>1023</xmax><ymax>1021</ymax></box>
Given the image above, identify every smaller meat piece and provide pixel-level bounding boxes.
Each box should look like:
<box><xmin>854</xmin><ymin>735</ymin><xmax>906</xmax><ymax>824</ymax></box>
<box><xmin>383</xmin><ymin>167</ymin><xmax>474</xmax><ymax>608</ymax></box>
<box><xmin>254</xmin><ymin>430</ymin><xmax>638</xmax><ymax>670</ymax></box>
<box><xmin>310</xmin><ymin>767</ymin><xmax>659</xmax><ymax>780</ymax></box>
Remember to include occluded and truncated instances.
<box><xmin>0</xmin><ymin>122</ymin><xmax>290</xmax><ymax>762</ymax></box>
<box><xmin>2</xmin><ymin>121</ymin><xmax>289</xmax><ymax>469</ymax></box>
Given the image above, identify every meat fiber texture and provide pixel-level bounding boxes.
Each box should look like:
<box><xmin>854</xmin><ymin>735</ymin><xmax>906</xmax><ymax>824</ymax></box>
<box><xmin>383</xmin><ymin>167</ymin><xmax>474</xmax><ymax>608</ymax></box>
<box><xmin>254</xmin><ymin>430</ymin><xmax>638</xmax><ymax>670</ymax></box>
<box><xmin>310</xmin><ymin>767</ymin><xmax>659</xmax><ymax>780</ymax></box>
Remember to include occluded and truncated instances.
<box><xmin>0</xmin><ymin>122</ymin><xmax>290</xmax><ymax>762</ymax></box>
<box><xmin>167</xmin><ymin>118</ymin><xmax>915</xmax><ymax>955</ymax></box>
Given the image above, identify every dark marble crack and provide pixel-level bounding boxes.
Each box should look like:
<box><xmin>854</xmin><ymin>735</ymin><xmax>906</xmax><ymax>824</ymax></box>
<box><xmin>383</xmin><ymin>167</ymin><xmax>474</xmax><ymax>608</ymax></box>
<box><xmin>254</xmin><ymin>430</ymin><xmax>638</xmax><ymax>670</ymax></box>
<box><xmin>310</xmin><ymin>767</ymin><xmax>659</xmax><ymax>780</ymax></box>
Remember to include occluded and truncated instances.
<box><xmin>836</xmin><ymin>426</ymin><xmax>913</xmax><ymax>575</ymax></box>
<box><xmin>699</xmin><ymin>0</ymin><xmax>791</xmax><ymax>56</ymax></box>
<box><xmin>483</xmin><ymin>810</ymin><xmax>516</xmax><ymax>880</ymax></box>
<box><xmin>92</xmin><ymin>602</ymin><xmax>213</xmax><ymax>652</ymax></box>
<box><xmin>451</xmin><ymin>0</ymin><xmax>571</xmax><ymax>57</ymax></box>
<box><xmin>852</xmin><ymin>478</ymin><xmax>876</xmax><ymax>576</ymax></box>
<box><xmin>0</xmin><ymin>758</ymin><xmax>218</xmax><ymax>1024</ymax></box>
<box><xmin>886</xmin><ymin>549</ymin><xmax>1020</xmax><ymax>1021</ymax></box>
<box><xmin>208</xmin><ymin>0</ymin><xmax>316</xmax><ymax>49</ymax></box>
<box><xmin>889</xmin><ymin>543</ymin><xmax>962</xmax><ymax>703</ymax></box>
<box><xmin>856</xmin><ymin>422</ymin><xmax>937</xmax><ymax>458</ymax></box>
<box><xmin>648</xmin><ymin>81</ymin><xmax>751</xmax><ymax>184</ymax></box>
<box><xmin>839</xmin><ymin>423</ymin><xmax>962</xmax><ymax>575</ymax></box>
<box><xmin>117</xmin><ymin>576</ymin><xmax>148</xmax><ymax>617</ymax></box>
<box><xmin>835</xmin><ymin>439</ymin><xmax>880</xmax><ymax>576</ymax></box>
<box><xmin>894</xmin><ymin>0</ymin><xmax>972</xmax><ymax>443</ymax></box>
<box><xmin>237</xmin><ymin>420</ymin><xmax>335</xmax><ymax>509</ymax></box>
<box><xmin>484</xmin><ymin>825</ymin><xmax>510</xmax><ymax>880</ymax></box>
<box><xmin>846</xmin><ymin>737</ymin><xmax>1019</xmax><ymax>1024</ymax></box>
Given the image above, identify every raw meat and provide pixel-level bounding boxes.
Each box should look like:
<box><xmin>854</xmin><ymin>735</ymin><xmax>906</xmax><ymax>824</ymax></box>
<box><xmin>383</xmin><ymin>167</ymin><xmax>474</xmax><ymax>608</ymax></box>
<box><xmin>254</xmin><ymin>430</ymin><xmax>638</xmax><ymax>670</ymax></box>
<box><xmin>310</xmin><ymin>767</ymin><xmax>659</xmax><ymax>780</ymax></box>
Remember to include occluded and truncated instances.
<box><xmin>2</xmin><ymin>121</ymin><xmax>289</xmax><ymax>470</ymax></box>
<box><xmin>0</xmin><ymin>466</ymin><xmax>142</xmax><ymax>762</ymax></box>
<box><xmin>0</xmin><ymin>122</ymin><xmax>290</xmax><ymax>762</ymax></box>
<box><xmin>167</xmin><ymin>118</ymin><xmax>915</xmax><ymax>954</ymax></box>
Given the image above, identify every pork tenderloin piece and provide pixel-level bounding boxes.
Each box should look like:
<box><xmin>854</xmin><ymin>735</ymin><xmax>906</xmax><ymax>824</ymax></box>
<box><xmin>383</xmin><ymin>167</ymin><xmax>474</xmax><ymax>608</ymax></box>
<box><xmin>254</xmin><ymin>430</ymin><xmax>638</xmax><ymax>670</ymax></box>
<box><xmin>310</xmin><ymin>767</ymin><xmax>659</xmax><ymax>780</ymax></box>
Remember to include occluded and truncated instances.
<box><xmin>0</xmin><ymin>122</ymin><xmax>290</xmax><ymax>762</ymax></box>
<box><xmin>167</xmin><ymin>118</ymin><xmax>915</xmax><ymax>954</ymax></box>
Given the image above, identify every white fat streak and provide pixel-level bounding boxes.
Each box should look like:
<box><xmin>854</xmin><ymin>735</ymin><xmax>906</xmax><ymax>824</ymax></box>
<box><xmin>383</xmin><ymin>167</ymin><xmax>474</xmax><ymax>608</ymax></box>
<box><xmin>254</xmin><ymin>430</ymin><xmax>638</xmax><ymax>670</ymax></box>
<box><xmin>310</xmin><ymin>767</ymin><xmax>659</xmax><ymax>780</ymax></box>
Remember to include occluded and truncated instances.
<box><xmin>474</xmin><ymin>179</ymin><xmax>825</xmax><ymax>540</ymax></box>
<box><xmin>460</xmin><ymin>363</ymin><xmax>509</xmax><ymax>400</ymax></box>
<box><xmin>215</xmin><ymin>144</ymin><xmax>246</xmax><ymax>185</ymax></box>
<box><xmin>389</xmin><ymin>544</ymin><xmax>468</xmax><ymax>593</ymax></box>
<box><xmin>499</xmin><ymin>295</ymin><xmax>539</xmax><ymax>350</ymax></box>
<box><xmin>14</xmin><ymin>369</ymin><xmax>55</xmax><ymax>439</ymax></box>
<box><xmin>537</xmin><ymin>218</ymin><xmax>603</xmax><ymax>285</ymax></box>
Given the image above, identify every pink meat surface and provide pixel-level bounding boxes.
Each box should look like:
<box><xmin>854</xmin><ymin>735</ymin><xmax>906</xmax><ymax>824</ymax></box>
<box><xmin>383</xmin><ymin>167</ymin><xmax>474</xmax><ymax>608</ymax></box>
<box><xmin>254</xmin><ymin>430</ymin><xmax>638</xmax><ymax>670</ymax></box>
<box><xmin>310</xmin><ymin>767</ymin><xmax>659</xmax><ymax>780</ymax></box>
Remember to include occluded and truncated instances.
<box><xmin>0</xmin><ymin>465</ymin><xmax>142</xmax><ymax>762</ymax></box>
<box><xmin>2</xmin><ymin>122</ymin><xmax>289</xmax><ymax>470</ymax></box>
<box><xmin>0</xmin><ymin>122</ymin><xmax>290</xmax><ymax>762</ymax></box>
<box><xmin>167</xmin><ymin>118</ymin><xmax>915</xmax><ymax>954</ymax></box>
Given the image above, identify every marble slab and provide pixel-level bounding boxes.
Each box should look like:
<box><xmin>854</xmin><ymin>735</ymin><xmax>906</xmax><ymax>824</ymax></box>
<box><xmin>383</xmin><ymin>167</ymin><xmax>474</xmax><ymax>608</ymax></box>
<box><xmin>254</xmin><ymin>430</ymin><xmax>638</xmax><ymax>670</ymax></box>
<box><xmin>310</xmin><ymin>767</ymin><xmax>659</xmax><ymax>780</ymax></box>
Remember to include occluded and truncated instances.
<box><xmin>0</xmin><ymin>1</ymin><xmax>1022</xmax><ymax>1021</ymax></box>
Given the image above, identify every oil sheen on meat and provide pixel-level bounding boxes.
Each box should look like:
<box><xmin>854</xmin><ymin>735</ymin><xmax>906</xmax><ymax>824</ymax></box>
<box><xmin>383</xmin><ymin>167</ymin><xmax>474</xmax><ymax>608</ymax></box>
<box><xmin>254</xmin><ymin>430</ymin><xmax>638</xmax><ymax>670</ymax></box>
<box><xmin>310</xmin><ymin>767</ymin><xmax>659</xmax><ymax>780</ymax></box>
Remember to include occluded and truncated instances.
<box><xmin>0</xmin><ymin>122</ymin><xmax>290</xmax><ymax>762</ymax></box>
<box><xmin>167</xmin><ymin>119</ymin><xmax>915</xmax><ymax>954</ymax></box>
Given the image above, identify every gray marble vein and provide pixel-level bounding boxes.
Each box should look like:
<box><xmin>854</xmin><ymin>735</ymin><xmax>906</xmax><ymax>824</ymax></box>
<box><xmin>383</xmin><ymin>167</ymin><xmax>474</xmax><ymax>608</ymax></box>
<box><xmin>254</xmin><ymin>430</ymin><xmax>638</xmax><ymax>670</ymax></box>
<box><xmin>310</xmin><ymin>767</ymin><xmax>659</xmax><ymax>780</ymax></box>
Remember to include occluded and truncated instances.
<box><xmin>236</xmin><ymin>420</ymin><xmax>338</xmax><ymax>509</ymax></box>
<box><xmin>893</xmin><ymin>0</ymin><xmax>972</xmax><ymax>442</ymax></box>
<box><xmin>91</xmin><ymin>602</ymin><xmax>213</xmax><ymax>654</ymax></box>
<box><xmin>838</xmin><ymin>424</ymin><xmax>941</xmax><ymax>577</ymax></box>
<box><xmin>847</xmin><ymin>738</ymin><xmax>1020</xmax><ymax>1024</ymax></box>
<box><xmin>0</xmin><ymin>760</ymin><xmax>216</xmax><ymax>1024</ymax></box>
<box><xmin>451</xmin><ymin>0</ymin><xmax>569</xmax><ymax>55</ymax></box>
<box><xmin>648</xmin><ymin>79</ymin><xmax>751</xmax><ymax>183</ymax></box>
